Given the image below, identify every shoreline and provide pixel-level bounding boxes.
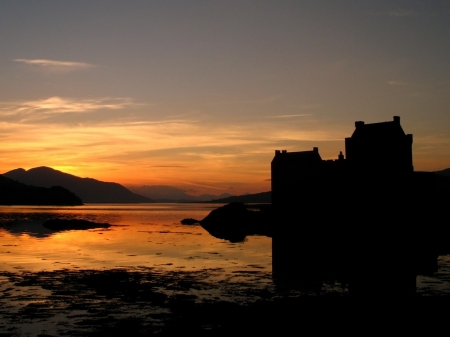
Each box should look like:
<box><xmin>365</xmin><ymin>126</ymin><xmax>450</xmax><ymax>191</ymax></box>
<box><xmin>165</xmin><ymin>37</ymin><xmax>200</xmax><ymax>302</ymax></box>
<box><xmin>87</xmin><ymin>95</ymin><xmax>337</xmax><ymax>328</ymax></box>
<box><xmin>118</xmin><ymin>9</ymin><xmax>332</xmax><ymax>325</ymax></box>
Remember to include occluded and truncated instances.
<box><xmin>1</xmin><ymin>267</ymin><xmax>450</xmax><ymax>336</ymax></box>
<box><xmin>0</xmin><ymin>266</ymin><xmax>338</xmax><ymax>336</ymax></box>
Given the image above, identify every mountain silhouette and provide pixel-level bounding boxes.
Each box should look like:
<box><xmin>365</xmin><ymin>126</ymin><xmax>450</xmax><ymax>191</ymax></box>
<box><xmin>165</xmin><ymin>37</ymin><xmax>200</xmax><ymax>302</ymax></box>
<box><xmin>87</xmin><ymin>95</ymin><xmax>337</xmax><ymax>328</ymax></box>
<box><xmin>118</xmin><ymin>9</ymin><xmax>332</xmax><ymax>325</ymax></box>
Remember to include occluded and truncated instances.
<box><xmin>3</xmin><ymin>167</ymin><xmax>152</xmax><ymax>203</ymax></box>
<box><xmin>432</xmin><ymin>169</ymin><xmax>450</xmax><ymax>200</ymax></box>
<box><xmin>127</xmin><ymin>185</ymin><xmax>234</xmax><ymax>202</ymax></box>
<box><xmin>209</xmin><ymin>191</ymin><xmax>271</xmax><ymax>203</ymax></box>
<box><xmin>435</xmin><ymin>168</ymin><xmax>450</xmax><ymax>177</ymax></box>
<box><xmin>0</xmin><ymin>175</ymin><xmax>83</xmax><ymax>205</ymax></box>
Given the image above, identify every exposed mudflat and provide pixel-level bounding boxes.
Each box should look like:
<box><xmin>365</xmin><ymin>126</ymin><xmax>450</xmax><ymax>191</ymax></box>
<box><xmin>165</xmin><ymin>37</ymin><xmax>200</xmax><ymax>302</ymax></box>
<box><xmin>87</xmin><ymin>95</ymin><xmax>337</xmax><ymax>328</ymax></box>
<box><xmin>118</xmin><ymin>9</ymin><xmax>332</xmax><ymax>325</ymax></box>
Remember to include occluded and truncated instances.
<box><xmin>0</xmin><ymin>266</ymin><xmax>349</xmax><ymax>336</ymax></box>
<box><xmin>2</xmin><ymin>267</ymin><xmax>450</xmax><ymax>336</ymax></box>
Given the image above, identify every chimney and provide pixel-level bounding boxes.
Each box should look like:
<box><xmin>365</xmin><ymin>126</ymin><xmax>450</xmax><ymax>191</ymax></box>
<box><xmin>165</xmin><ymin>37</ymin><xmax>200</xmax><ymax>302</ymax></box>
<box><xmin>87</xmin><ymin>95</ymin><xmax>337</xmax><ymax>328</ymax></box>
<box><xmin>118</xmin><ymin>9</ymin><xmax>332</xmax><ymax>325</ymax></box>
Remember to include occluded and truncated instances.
<box><xmin>355</xmin><ymin>121</ymin><xmax>365</xmax><ymax>128</ymax></box>
<box><xmin>393</xmin><ymin>116</ymin><xmax>400</xmax><ymax>124</ymax></box>
<box><xmin>313</xmin><ymin>147</ymin><xmax>318</xmax><ymax>153</ymax></box>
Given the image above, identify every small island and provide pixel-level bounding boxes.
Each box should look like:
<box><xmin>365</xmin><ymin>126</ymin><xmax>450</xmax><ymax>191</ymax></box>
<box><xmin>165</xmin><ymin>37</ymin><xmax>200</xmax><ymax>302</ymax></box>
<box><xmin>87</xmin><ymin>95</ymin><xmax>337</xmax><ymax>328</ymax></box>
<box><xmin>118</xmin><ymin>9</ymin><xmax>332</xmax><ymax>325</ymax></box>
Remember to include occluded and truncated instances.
<box><xmin>182</xmin><ymin>202</ymin><xmax>272</xmax><ymax>242</ymax></box>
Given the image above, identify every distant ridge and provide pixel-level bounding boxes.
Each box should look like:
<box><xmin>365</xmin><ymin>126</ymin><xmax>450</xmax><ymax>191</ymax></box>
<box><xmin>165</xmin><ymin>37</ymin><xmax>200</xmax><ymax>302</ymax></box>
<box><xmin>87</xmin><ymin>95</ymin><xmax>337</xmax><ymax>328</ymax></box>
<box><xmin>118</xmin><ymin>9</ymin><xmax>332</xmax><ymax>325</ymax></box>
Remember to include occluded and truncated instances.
<box><xmin>209</xmin><ymin>191</ymin><xmax>271</xmax><ymax>204</ymax></box>
<box><xmin>435</xmin><ymin>168</ymin><xmax>450</xmax><ymax>177</ymax></box>
<box><xmin>433</xmin><ymin>169</ymin><xmax>450</xmax><ymax>199</ymax></box>
<box><xmin>0</xmin><ymin>175</ymin><xmax>83</xmax><ymax>205</ymax></box>
<box><xmin>127</xmin><ymin>185</ymin><xmax>234</xmax><ymax>202</ymax></box>
<box><xmin>3</xmin><ymin>167</ymin><xmax>152</xmax><ymax>203</ymax></box>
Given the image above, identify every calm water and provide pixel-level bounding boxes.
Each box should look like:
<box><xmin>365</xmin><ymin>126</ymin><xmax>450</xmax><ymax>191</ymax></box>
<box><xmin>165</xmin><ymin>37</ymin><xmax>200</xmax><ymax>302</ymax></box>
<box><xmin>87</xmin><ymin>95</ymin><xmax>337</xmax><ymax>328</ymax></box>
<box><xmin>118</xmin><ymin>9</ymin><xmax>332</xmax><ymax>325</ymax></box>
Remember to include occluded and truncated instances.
<box><xmin>0</xmin><ymin>203</ymin><xmax>449</xmax><ymax>296</ymax></box>
<box><xmin>0</xmin><ymin>204</ymin><xmax>277</xmax><ymax>335</ymax></box>
<box><xmin>0</xmin><ymin>203</ymin><xmax>272</xmax><ymax>274</ymax></box>
<box><xmin>2</xmin><ymin>203</ymin><xmax>450</xmax><ymax>335</ymax></box>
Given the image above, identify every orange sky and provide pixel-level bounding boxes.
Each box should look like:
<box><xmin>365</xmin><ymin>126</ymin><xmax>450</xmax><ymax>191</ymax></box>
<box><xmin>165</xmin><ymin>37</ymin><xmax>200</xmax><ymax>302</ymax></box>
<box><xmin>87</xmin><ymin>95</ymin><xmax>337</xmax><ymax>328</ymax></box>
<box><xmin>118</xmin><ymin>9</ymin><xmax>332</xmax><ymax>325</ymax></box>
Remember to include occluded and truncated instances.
<box><xmin>1</xmin><ymin>2</ymin><xmax>450</xmax><ymax>196</ymax></box>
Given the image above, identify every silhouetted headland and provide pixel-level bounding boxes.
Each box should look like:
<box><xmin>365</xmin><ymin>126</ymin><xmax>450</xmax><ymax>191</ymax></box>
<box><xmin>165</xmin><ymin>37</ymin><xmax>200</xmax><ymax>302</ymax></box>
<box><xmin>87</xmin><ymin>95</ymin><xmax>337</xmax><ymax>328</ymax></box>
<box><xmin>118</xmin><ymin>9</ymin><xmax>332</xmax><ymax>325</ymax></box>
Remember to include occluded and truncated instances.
<box><xmin>208</xmin><ymin>191</ymin><xmax>271</xmax><ymax>203</ymax></box>
<box><xmin>128</xmin><ymin>184</ymin><xmax>235</xmax><ymax>202</ymax></box>
<box><xmin>3</xmin><ymin>167</ymin><xmax>152</xmax><ymax>203</ymax></box>
<box><xmin>0</xmin><ymin>175</ymin><xmax>83</xmax><ymax>206</ymax></box>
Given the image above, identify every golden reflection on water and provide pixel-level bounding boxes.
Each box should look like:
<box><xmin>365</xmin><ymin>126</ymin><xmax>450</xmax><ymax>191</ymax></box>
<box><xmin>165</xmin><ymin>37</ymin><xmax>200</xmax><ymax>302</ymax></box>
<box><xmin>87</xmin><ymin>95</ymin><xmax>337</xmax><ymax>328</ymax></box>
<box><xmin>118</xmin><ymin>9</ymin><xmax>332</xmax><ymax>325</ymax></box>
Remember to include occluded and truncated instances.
<box><xmin>0</xmin><ymin>204</ymin><xmax>272</xmax><ymax>275</ymax></box>
<box><xmin>2</xmin><ymin>204</ymin><xmax>449</xmax><ymax>296</ymax></box>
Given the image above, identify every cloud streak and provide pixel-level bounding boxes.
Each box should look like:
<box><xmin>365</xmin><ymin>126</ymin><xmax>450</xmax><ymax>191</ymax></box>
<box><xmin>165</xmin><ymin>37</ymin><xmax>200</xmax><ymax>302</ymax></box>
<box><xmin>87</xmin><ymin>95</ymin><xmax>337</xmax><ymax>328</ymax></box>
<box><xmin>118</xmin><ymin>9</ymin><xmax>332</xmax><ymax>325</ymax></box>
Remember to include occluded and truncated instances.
<box><xmin>208</xmin><ymin>95</ymin><xmax>283</xmax><ymax>105</ymax></box>
<box><xmin>14</xmin><ymin>58</ymin><xmax>94</xmax><ymax>72</ymax></box>
<box><xmin>1</xmin><ymin>96</ymin><xmax>137</xmax><ymax>120</ymax></box>
<box><xmin>0</xmin><ymin>115</ymin><xmax>351</xmax><ymax>194</ymax></box>
<box><xmin>388</xmin><ymin>81</ymin><xmax>413</xmax><ymax>86</ymax></box>
<box><xmin>265</xmin><ymin>114</ymin><xmax>312</xmax><ymax>119</ymax></box>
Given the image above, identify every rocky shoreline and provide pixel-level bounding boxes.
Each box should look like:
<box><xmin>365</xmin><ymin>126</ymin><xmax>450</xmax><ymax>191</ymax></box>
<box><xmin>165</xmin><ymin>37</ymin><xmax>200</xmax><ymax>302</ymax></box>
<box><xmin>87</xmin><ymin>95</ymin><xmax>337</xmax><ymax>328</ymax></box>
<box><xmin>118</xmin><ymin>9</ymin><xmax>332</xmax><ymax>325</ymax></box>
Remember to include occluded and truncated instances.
<box><xmin>2</xmin><ymin>266</ymin><xmax>449</xmax><ymax>336</ymax></box>
<box><xmin>0</xmin><ymin>266</ymin><xmax>342</xmax><ymax>336</ymax></box>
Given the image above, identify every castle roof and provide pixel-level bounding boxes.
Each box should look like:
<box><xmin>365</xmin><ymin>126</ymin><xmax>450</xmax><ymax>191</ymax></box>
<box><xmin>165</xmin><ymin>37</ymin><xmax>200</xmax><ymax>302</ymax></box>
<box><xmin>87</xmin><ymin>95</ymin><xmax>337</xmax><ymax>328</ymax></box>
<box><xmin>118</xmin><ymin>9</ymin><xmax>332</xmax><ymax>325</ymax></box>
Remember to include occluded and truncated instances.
<box><xmin>350</xmin><ymin>116</ymin><xmax>406</xmax><ymax>140</ymax></box>
<box><xmin>272</xmin><ymin>148</ymin><xmax>322</xmax><ymax>166</ymax></box>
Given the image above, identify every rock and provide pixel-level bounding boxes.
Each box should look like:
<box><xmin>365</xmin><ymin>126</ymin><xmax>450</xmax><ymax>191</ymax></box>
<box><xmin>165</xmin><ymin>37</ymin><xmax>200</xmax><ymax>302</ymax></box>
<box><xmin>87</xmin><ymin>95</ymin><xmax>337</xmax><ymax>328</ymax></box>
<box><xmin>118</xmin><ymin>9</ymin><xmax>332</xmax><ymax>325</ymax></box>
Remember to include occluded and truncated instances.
<box><xmin>199</xmin><ymin>203</ymin><xmax>271</xmax><ymax>242</ymax></box>
<box><xmin>180</xmin><ymin>218</ymin><xmax>200</xmax><ymax>225</ymax></box>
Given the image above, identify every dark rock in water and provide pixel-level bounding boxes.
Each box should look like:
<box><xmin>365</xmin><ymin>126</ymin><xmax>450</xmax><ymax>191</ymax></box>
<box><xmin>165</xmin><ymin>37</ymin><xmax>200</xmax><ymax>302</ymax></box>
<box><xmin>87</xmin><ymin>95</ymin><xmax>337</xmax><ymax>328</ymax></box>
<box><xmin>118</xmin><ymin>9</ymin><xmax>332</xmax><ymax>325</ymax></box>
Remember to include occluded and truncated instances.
<box><xmin>180</xmin><ymin>218</ymin><xmax>200</xmax><ymax>225</ymax></box>
<box><xmin>43</xmin><ymin>219</ymin><xmax>111</xmax><ymax>231</ymax></box>
<box><xmin>200</xmin><ymin>202</ymin><xmax>272</xmax><ymax>242</ymax></box>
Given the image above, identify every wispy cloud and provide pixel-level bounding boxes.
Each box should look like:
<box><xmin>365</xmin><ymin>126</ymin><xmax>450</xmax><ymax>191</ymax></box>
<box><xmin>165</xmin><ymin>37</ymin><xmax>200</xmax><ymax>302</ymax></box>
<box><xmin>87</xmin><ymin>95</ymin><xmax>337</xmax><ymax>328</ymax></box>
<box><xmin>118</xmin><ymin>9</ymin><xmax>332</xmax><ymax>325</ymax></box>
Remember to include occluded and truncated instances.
<box><xmin>0</xmin><ymin>96</ymin><xmax>137</xmax><ymax>120</ymax></box>
<box><xmin>0</xmin><ymin>115</ymin><xmax>340</xmax><ymax>193</ymax></box>
<box><xmin>408</xmin><ymin>92</ymin><xmax>431</xmax><ymax>98</ymax></box>
<box><xmin>14</xmin><ymin>58</ymin><xmax>94</xmax><ymax>72</ymax></box>
<box><xmin>389</xmin><ymin>10</ymin><xmax>415</xmax><ymax>17</ymax></box>
<box><xmin>388</xmin><ymin>81</ymin><xmax>412</xmax><ymax>86</ymax></box>
<box><xmin>208</xmin><ymin>95</ymin><xmax>283</xmax><ymax>105</ymax></box>
<box><xmin>415</xmin><ymin>134</ymin><xmax>450</xmax><ymax>147</ymax></box>
<box><xmin>148</xmin><ymin>165</ymin><xmax>187</xmax><ymax>168</ymax></box>
<box><xmin>265</xmin><ymin>114</ymin><xmax>312</xmax><ymax>119</ymax></box>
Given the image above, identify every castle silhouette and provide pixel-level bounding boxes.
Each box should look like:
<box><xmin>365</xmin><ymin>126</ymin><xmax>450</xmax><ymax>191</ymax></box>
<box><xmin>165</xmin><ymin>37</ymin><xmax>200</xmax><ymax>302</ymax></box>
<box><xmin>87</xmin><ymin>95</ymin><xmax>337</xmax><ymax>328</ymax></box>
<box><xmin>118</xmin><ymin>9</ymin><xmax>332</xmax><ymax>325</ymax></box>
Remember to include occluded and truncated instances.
<box><xmin>272</xmin><ymin>116</ymin><xmax>414</xmax><ymax>204</ymax></box>
<box><xmin>271</xmin><ymin>116</ymin><xmax>439</xmax><ymax>296</ymax></box>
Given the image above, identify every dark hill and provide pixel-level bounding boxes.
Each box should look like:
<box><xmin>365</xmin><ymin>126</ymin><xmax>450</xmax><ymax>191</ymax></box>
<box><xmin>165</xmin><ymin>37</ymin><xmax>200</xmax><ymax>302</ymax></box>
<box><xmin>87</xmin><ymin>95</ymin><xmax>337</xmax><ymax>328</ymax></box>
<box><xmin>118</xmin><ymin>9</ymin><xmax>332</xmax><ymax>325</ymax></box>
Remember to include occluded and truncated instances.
<box><xmin>127</xmin><ymin>185</ymin><xmax>234</xmax><ymax>202</ymax></box>
<box><xmin>433</xmin><ymin>172</ymin><xmax>450</xmax><ymax>200</ymax></box>
<box><xmin>0</xmin><ymin>175</ymin><xmax>83</xmax><ymax>205</ymax></box>
<box><xmin>3</xmin><ymin>167</ymin><xmax>152</xmax><ymax>203</ymax></box>
<box><xmin>435</xmin><ymin>168</ymin><xmax>450</xmax><ymax>177</ymax></box>
<box><xmin>210</xmin><ymin>191</ymin><xmax>271</xmax><ymax>204</ymax></box>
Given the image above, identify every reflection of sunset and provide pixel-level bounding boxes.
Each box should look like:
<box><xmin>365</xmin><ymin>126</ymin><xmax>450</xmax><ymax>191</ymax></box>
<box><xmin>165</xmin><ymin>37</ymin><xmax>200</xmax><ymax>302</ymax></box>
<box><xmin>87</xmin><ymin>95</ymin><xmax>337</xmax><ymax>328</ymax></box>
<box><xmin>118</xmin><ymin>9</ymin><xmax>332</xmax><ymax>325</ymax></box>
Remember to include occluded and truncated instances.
<box><xmin>0</xmin><ymin>205</ymin><xmax>271</xmax><ymax>274</ymax></box>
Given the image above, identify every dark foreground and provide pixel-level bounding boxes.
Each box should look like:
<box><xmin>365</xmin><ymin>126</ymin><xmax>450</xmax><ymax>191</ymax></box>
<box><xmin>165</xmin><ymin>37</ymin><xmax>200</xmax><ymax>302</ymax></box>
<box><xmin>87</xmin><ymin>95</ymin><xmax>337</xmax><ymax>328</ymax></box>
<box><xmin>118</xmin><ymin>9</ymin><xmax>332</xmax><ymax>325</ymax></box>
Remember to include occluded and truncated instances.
<box><xmin>1</xmin><ymin>268</ymin><xmax>450</xmax><ymax>336</ymax></box>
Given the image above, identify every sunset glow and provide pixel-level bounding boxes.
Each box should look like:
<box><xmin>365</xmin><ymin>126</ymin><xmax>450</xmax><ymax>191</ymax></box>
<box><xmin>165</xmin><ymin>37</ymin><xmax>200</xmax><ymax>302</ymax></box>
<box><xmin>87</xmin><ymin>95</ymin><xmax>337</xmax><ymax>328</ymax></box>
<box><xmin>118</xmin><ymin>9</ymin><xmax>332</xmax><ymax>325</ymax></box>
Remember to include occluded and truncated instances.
<box><xmin>1</xmin><ymin>1</ymin><xmax>450</xmax><ymax>195</ymax></box>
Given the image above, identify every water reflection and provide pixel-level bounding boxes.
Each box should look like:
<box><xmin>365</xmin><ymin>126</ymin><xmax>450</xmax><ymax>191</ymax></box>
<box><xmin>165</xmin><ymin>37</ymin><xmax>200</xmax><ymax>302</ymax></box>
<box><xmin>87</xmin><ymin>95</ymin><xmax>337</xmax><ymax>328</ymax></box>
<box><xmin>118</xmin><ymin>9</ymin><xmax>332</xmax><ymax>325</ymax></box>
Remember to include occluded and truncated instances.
<box><xmin>1</xmin><ymin>220</ymin><xmax>57</xmax><ymax>238</ymax></box>
<box><xmin>0</xmin><ymin>204</ymin><xmax>449</xmax><ymax>296</ymax></box>
<box><xmin>0</xmin><ymin>213</ymin><xmax>119</xmax><ymax>238</ymax></box>
<box><xmin>0</xmin><ymin>204</ymin><xmax>272</xmax><ymax>279</ymax></box>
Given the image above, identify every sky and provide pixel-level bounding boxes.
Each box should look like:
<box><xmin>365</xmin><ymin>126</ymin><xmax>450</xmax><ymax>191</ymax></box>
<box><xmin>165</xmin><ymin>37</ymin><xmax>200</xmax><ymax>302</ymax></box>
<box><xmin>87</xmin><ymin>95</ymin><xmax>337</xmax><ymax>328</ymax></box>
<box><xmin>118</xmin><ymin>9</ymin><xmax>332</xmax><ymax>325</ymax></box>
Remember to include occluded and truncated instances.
<box><xmin>1</xmin><ymin>0</ymin><xmax>450</xmax><ymax>196</ymax></box>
